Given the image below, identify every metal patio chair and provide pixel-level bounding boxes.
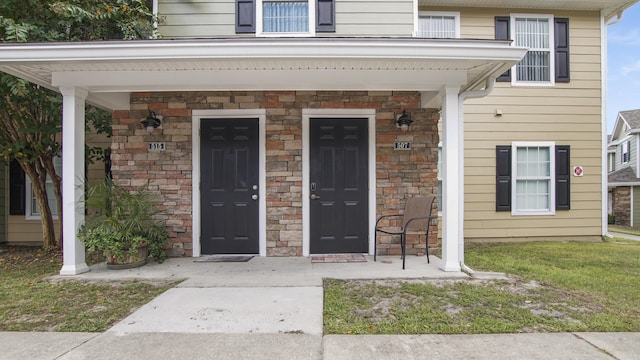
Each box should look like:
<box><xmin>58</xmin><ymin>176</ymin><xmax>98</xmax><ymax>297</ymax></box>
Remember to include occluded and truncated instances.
<box><xmin>374</xmin><ymin>195</ymin><xmax>436</xmax><ymax>269</ymax></box>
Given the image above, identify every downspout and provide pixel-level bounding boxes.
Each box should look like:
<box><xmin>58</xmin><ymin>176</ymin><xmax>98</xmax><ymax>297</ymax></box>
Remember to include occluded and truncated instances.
<box><xmin>152</xmin><ymin>0</ymin><xmax>159</xmax><ymax>39</ymax></box>
<box><xmin>603</xmin><ymin>6</ymin><xmax>632</xmax><ymax>238</ymax></box>
<box><xmin>457</xmin><ymin>77</ymin><xmax>497</xmax><ymax>273</ymax></box>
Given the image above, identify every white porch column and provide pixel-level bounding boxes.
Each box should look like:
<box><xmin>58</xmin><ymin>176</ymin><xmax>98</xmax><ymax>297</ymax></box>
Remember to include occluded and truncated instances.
<box><xmin>440</xmin><ymin>85</ymin><xmax>462</xmax><ymax>272</ymax></box>
<box><xmin>59</xmin><ymin>87</ymin><xmax>90</xmax><ymax>276</ymax></box>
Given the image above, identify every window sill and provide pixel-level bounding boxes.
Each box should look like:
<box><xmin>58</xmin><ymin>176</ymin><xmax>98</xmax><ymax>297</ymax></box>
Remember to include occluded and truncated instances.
<box><xmin>511</xmin><ymin>210</ymin><xmax>556</xmax><ymax>216</ymax></box>
<box><xmin>511</xmin><ymin>81</ymin><xmax>555</xmax><ymax>87</ymax></box>
<box><xmin>257</xmin><ymin>32</ymin><xmax>315</xmax><ymax>37</ymax></box>
<box><xmin>26</xmin><ymin>215</ymin><xmax>59</xmax><ymax>221</ymax></box>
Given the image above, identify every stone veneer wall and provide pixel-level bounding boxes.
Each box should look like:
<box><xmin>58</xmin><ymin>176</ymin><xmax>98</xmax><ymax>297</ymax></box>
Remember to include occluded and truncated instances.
<box><xmin>111</xmin><ymin>91</ymin><xmax>439</xmax><ymax>257</ymax></box>
<box><xmin>612</xmin><ymin>186</ymin><xmax>631</xmax><ymax>226</ymax></box>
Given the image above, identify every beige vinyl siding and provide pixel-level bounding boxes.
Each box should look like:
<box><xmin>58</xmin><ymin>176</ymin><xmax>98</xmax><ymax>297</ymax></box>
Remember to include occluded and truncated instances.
<box><xmin>435</xmin><ymin>8</ymin><xmax>603</xmax><ymax>241</ymax></box>
<box><xmin>158</xmin><ymin>0</ymin><xmax>236</xmax><ymax>38</ymax></box>
<box><xmin>0</xmin><ymin>163</ymin><xmax>6</xmax><ymax>243</ymax></box>
<box><xmin>158</xmin><ymin>0</ymin><xmax>414</xmax><ymax>38</ymax></box>
<box><xmin>7</xmin><ymin>216</ymin><xmax>57</xmax><ymax>244</ymax></box>
<box><xmin>6</xmin><ymin>133</ymin><xmax>110</xmax><ymax>244</ymax></box>
<box><xmin>334</xmin><ymin>0</ymin><xmax>413</xmax><ymax>36</ymax></box>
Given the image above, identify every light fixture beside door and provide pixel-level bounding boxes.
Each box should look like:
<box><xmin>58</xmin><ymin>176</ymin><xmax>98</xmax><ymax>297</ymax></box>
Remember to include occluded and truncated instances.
<box><xmin>141</xmin><ymin>110</ymin><xmax>162</xmax><ymax>133</ymax></box>
<box><xmin>395</xmin><ymin>110</ymin><xmax>413</xmax><ymax>132</ymax></box>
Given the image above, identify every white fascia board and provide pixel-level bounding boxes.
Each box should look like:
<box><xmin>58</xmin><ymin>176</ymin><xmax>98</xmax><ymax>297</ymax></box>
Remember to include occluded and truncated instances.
<box><xmin>52</xmin><ymin>69</ymin><xmax>469</xmax><ymax>92</ymax></box>
<box><xmin>609</xmin><ymin>182</ymin><xmax>640</xmax><ymax>187</ymax></box>
<box><xmin>0</xmin><ymin>39</ymin><xmax>526</xmax><ymax>64</ymax></box>
<box><xmin>86</xmin><ymin>92</ymin><xmax>130</xmax><ymax>110</ymax></box>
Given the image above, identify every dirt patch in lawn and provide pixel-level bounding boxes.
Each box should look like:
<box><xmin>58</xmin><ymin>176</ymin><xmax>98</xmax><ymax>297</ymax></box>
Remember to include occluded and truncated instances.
<box><xmin>324</xmin><ymin>277</ymin><xmax>605</xmax><ymax>334</ymax></box>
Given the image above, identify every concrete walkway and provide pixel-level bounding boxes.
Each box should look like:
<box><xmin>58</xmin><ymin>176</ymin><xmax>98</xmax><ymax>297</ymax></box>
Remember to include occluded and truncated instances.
<box><xmin>2</xmin><ymin>255</ymin><xmax>639</xmax><ymax>359</ymax></box>
<box><xmin>608</xmin><ymin>231</ymin><xmax>640</xmax><ymax>242</ymax></box>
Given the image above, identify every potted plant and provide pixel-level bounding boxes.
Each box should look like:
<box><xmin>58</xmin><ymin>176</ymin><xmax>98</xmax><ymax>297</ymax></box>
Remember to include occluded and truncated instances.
<box><xmin>78</xmin><ymin>179</ymin><xmax>168</xmax><ymax>269</ymax></box>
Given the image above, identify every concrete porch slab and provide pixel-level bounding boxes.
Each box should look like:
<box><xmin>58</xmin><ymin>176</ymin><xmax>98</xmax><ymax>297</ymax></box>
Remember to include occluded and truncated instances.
<box><xmin>53</xmin><ymin>255</ymin><xmax>468</xmax><ymax>287</ymax></box>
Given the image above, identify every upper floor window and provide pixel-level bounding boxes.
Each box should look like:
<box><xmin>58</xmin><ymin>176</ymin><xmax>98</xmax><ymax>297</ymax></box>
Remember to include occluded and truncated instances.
<box><xmin>513</xmin><ymin>15</ymin><xmax>552</xmax><ymax>83</ymax></box>
<box><xmin>495</xmin><ymin>15</ymin><xmax>569</xmax><ymax>85</ymax></box>
<box><xmin>262</xmin><ymin>0</ymin><xmax>310</xmax><ymax>33</ymax></box>
<box><xmin>622</xmin><ymin>141</ymin><xmax>631</xmax><ymax>164</ymax></box>
<box><xmin>236</xmin><ymin>0</ymin><xmax>335</xmax><ymax>36</ymax></box>
<box><xmin>416</xmin><ymin>12</ymin><xmax>460</xmax><ymax>38</ymax></box>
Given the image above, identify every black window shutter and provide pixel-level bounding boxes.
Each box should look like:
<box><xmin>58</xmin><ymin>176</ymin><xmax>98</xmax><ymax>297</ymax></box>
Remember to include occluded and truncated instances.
<box><xmin>495</xmin><ymin>16</ymin><xmax>511</xmax><ymax>82</ymax></box>
<box><xmin>554</xmin><ymin>18</ymin><xmax>570</xmax><ymax>83</ymax></box>
<box><xmin>316</xmin><ymin>0</ymin><xmax>335</xmax><ymax>32</ymax></box>
<box><xmin>9</xmin><ymin>160</ymin><xmax>25</xmax><ymax>215</ymax></box>
<box><xmin>496</xmin><ymin>145</ymin><xmax>512</xmax><ymax>211</ymax></box>
<box><xmin>235</xmin><ymin>0</ymin><xmax>256</xmax><ymax>33</ymax></box>
<box><xmin>555</xmin><ymin>145</ymin><xmax>570</xmax><ymax>210</ymax></box>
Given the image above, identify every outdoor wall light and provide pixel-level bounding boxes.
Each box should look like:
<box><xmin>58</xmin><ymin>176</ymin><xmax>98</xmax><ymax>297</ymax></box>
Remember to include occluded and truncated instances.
<box><xmin>141</xmin><ymin>110</ymin><xmax>162</xmax><ymax>133</ymax></box>
<box><xmin>396</xmin><ymin>110</ymin><xmax>413</xmax><ymax>132</ymax></box>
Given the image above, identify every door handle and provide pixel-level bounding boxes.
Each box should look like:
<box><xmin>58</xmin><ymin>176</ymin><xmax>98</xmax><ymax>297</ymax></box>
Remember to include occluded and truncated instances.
<box><xmin>251</xmin><ymin>194</ymin><xmax>258</xmax><ymax>201</ymax></box>
<box><xmin>310</xmin><ymin>194</ymin><xmax>320</xmax><ymax>200</ymax></box>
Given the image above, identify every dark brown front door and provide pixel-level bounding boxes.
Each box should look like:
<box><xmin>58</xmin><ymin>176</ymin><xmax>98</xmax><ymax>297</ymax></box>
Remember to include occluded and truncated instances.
<box><xmin>309</xmin><ymin>118</ymin><xmax>369</xmax><ymax>254</ymax></box>
<box><xmin>201</xmin><ymin>118</ymin><xmax>259</xmax><ymax>254</ymax></box>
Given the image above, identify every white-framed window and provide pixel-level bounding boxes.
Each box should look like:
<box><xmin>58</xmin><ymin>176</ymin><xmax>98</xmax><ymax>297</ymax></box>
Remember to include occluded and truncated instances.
<box><xmin>511</xmin><ymin>14</ymin><xmax>554</xmax><ymax>85</ymax></box>
<box><xmin>608</xmin><ymin>152</ymin><xmax>615</xmax><ymax>173</ymax></box>
<box><xmin>257</xmin><ymin>0</ymin><xmax>315</xmax><ymax>36</ymax></box>
<box><xmin>25</xmin><ymin>157</ymin><xmax>61</xmax><ymax>220</ymax></box>
<box><xmin>512</xmin><ymin>142</ymin><xmax>555</xmax><ymax>215</ymax></box>
<box><xmin>622</xmin><ymin>140</ymin><xmax>631</xmax><ymax>164</ymax></box>
<box><xmin>415</xmin><ymin>11</ymin><xmax>460</xmax><ymax>38</ymax></box>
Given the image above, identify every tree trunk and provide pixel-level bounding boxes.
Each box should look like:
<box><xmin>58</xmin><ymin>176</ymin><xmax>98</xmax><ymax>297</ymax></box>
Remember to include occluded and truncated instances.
<box><xmin>43</xmin><ymin>157</ymin><xmax>63</xmax><ymax>248</ymax></box>
<box><xmin>21</xmin><ymin>161</ymin><xmax>58</xmax><ymax>249</ymax></box>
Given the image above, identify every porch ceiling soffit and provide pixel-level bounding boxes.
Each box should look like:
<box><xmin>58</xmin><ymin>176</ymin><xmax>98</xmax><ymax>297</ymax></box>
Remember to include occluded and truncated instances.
<box><xmin>418</xmin><ymin>0</ymin><xmax>638</xmax><ymax>21</ymax></box>
<box><xmin>0</xmin><ymin>38</ymin><xmax>527</xmax><ymax>110</ymax></box>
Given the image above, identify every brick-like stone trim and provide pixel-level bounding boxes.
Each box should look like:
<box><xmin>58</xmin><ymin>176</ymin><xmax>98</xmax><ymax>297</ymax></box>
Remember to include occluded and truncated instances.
<box><xmin>612</xmin><ymin>186</ymin><xmax>631</xmax><ymax>227</ymax></box>
<box><xmin>111</xmin><ymin>91</ymin><xmax>439</xmax><ymax>257</ymax></box>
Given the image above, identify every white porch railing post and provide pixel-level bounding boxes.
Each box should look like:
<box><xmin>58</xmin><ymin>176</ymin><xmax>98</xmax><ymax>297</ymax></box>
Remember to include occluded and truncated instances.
<box><xmin>59</xmin><ymin>87</ymin><xmax>90</xmax><ymax>276</ymax></box>
<box><xmin>440</xmin><ymin>85</ymin><xmax>462</xmax><ymax>272</ymax></box>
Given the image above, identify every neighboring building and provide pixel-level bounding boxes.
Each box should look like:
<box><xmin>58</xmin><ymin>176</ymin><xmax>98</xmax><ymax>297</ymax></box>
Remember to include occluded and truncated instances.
<box><xmin>1</xmin><ymin>133</ymin><xmax>110</xmax><ymax>246</ymax></box>
<box><xmin>608</xmin><ymin>109</ymin><xmax>640</xmax><ymax>227</ymax></box>
<box><xmin>0</xmin><ymin>0</ymin><xmax>634</xmax><ymax>275</ymax></box>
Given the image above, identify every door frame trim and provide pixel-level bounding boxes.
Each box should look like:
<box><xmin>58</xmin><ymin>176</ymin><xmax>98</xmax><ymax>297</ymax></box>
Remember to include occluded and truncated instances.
<box><xmin>192</xmin><ymin>109</ymin><xmax>267</xmax><ymax>257</ymax></box>
<box><xmin>302</xmin><ymin>109</ymin><xmax>376</xmax><ymax>256</ymax></box>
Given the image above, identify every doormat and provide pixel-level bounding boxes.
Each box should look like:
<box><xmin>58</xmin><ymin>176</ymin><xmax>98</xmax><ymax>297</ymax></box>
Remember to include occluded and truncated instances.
<box><xmin>194</xmin><ymin>256</ymin><xmax>254</xmax><ymax>263</ymax></box>
<box><xmin>310</xmin><ymin>254</ymin><xmax>367</xmax><ymax>263</ymax></box>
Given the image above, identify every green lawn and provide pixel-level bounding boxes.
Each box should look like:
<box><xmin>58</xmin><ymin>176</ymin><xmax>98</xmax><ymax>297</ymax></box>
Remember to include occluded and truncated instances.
<box><xmin>324</xmin><ymin>239</ymin><xmax>640</xmax><ymax>334</ymax></box>
<box><xmin>0</xmin><ymin>246</ymin><xmax>175</xmax><ymax>332</ymax></box>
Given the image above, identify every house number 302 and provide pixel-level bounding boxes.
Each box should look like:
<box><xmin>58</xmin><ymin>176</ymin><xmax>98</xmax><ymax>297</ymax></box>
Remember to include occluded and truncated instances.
<box><xmin>148</xmin><ymin>142</ymin><xmax>166</xmax><ymax>151</ymax></box>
